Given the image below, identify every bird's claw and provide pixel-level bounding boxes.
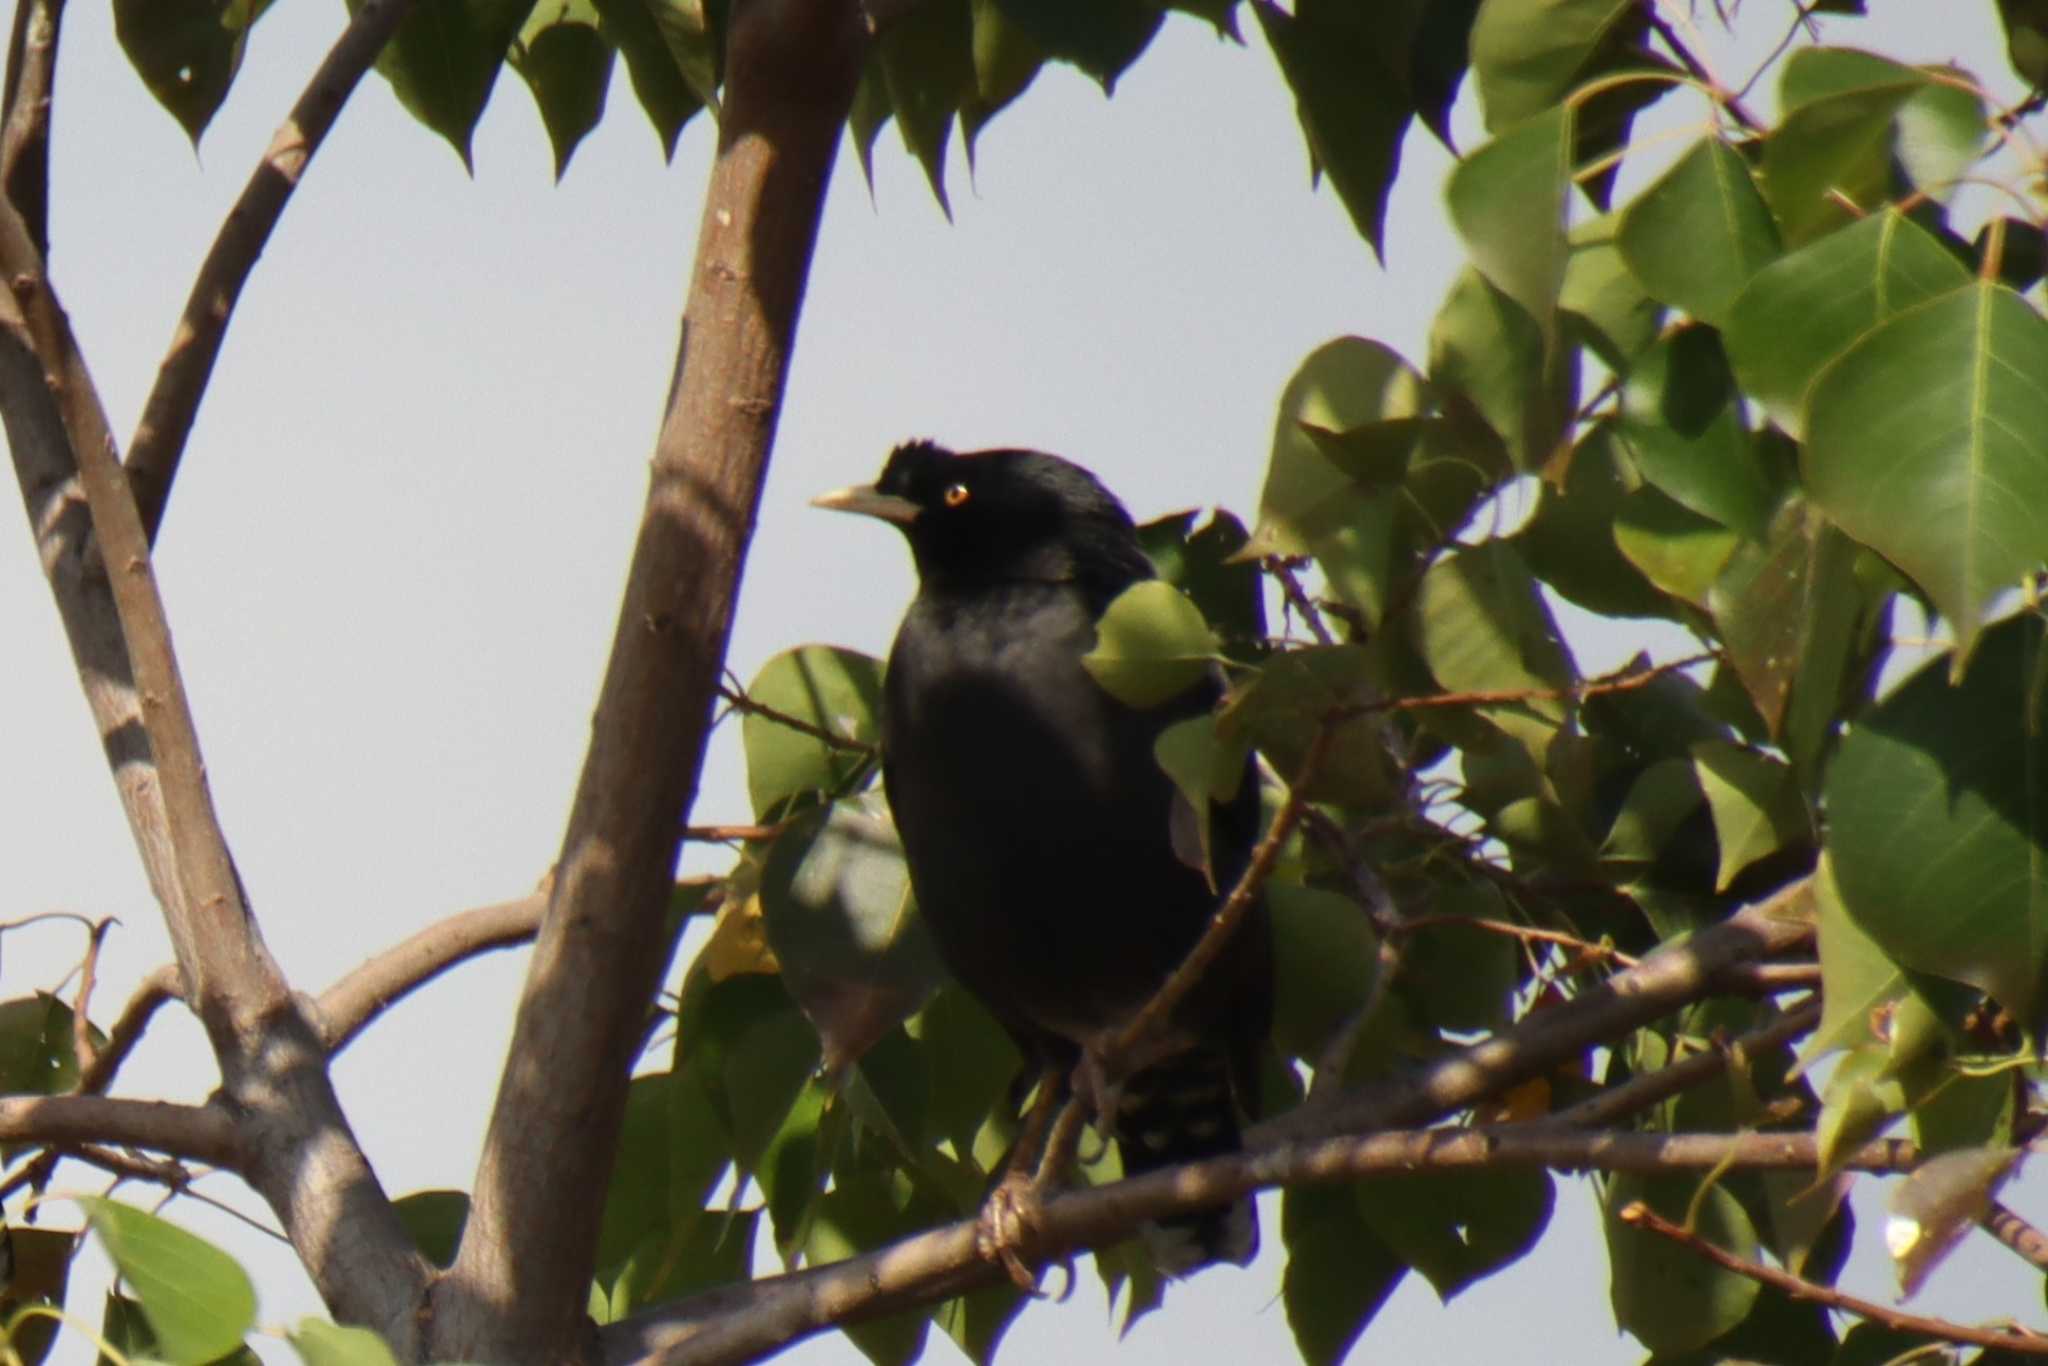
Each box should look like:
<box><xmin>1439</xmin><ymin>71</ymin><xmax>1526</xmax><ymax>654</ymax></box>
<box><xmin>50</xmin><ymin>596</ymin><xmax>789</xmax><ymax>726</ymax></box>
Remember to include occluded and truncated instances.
<box><xmin>976</xmin><ymin>1173</ymin><xmax>1048</xmax><ymax>1293</ymax></box>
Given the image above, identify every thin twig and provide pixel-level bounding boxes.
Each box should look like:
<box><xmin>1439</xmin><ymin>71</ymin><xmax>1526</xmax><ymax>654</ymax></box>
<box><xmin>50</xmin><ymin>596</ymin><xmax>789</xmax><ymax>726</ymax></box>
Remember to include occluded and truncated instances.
<box><xmin>0</xmin><ymin>0</ymin><xmax>60</xmax><ymax>251</ymax></box>
<box><xmin>1389</xmin><ymin>911</ymin><xmax>1641</xmax><ymax>969</ymax></box>
<box><xmin>1621</xmin><ymin>1200</ymin><xmax>2048</xmax><ymax>1355</ymax></box>
<box><xmin>125</xmin><ymin>0</ymin><xmax>425</xmax><ymax>540</ymax></box>
<box><xmin>1367</xmin><ymin>650</ymin><xmax>1720</xmax><ymax>718</ymax></box>
<box><xmin>1109</xmin><ymin>722</ymin><xmax>1333</xmax><ymax>1065</ymax></box>
<box><xmin>1267</xmin><ymin>558</ymin><xmax>1336</xmax><ymax>647</ymax></box>
<box><xmin>1645</xmin><ymin>0</ymin><xmax>1766</xmax><ymax>134</ymax></box>
<box><xmin>71</xmin><ymin>962</ymin><xmax>181</xmax><ymax>1099</ymax></box>
<box><xmin>715</xmin><ymin>681</ymin><xmax>875</xmax><ymax>755</ymax></box>
<box><xmin>1544</xmin><ymin>998</ymin><xmax>1820</xmax><ymax>1130</ymax></box>
<box><xmin>682</xmin><ymin>821</ymin><xmax>787</xmax><ymax>843</ymax></box>
<box><xmin>69</xmin><ymin>916</ymin><xmax>113</xmax><ymax>1076</ymax></box>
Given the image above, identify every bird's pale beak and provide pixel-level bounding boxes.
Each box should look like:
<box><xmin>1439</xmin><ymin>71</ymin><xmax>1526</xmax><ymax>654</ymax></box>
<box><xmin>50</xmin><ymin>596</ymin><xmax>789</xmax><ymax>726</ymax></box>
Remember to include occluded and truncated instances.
<box><xmin>811</xmin><ymin>484</ymin><xmax>921</xmax><ymax>526</ymax></box>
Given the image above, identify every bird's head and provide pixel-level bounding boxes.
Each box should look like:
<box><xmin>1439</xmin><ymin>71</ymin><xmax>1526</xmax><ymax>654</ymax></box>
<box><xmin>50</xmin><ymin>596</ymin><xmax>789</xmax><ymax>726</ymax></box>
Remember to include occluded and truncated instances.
<box><xmin>813</xmin><ymin>440</ymin><xmax>1151</xmax><ymax>593</ymax></box>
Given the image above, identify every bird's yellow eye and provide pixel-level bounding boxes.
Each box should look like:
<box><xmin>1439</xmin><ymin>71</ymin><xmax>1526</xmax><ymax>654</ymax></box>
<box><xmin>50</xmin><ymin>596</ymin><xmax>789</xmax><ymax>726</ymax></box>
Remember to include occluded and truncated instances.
<box><xmin>942</xmin><ymin>483</ymin><xmax>971</xmax><ymax>508</ymax></box>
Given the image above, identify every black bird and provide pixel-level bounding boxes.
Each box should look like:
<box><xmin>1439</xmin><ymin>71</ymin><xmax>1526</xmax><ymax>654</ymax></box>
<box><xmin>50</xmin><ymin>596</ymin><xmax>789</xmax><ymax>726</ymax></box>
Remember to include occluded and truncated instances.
<box><xmin>814</xmin><ymin>440</ymin><xmax>1271</xmax><ymax>1274</ymax></box>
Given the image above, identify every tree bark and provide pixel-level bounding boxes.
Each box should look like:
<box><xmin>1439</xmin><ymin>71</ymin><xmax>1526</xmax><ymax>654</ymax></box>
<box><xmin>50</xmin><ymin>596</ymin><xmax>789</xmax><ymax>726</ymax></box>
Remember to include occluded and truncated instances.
<box><xmin>426</xmin><ymin>3</ymin><xmax>867</xmax><ymax>1359</ymax></box>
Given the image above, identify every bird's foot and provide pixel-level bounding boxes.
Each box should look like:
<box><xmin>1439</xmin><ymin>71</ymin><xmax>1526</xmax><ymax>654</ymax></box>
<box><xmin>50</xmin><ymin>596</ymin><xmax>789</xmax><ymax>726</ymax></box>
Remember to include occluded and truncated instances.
<box><xmin>976</xmin><ymin>1170</ymin><xmax>1048</xmax><ymax>1292</ymax></box>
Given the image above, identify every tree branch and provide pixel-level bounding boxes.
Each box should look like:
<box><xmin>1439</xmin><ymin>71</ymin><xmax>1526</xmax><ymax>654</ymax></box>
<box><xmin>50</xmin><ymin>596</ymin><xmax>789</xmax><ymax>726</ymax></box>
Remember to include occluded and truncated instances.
<box><xmin>0</xmin><ymin>1096</ymin><xmax>237</xmax><ymax>1168</ymax></box>
<box><xmin>1542</xmin><ymin>997</ymin><xmax>1820</xmax><ymax>1130</ymax></box>
<box><xmin>1266</xmin><ymin>878</ymin><xmax>1817</xmax><ymax>1145</ymax></box>
<box><xmin>428</xmin><ymin>3</ymin><xmax>868</xmax><ymax>1359</ymax></box>
<box><xmin>1621</xmin><ymin>1200</ymin><xmax>2048</xmax><ymax>1356</ymax></box>
<box><xmin>1985</xmin><ymin>1200</ymin><xmax>2048</xmax><ymax>1276</ymax></box>
<box><xmin>73</xmin><ymin>962</ymin><xmax>184</xmax><ymax>1099</ymax></box>
<box><xmin>316</xmin><ymin>893</ymin><xmax>545</xmax><ymax>1053</ymax></box>
<box><xmin>124</xmin><ymin>0</ymin><xmax>424</xmax><ymax>541</ymax></box>
<box><xmin>0</xmin><ymin>123</ymin><xmax>425</xmax><ymax>1357</ymax></box>
<box><xmin>0</xmin><ymin>0</ymin><xmax>59</xmax><ymax>252</ymax></box>
<box><xmin>603</xmin><ymin>1126</ymin><xmax>1927</xmax><ymax>1366</ymax></box>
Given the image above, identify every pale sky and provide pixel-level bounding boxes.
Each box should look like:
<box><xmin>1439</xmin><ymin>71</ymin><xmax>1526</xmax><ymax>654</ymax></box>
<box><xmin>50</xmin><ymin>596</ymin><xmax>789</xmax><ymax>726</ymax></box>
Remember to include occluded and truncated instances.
<box><xmin>0</xmin><ymin>1</ymin><xmax>2038</xmax><ymax>1362</ymax></box>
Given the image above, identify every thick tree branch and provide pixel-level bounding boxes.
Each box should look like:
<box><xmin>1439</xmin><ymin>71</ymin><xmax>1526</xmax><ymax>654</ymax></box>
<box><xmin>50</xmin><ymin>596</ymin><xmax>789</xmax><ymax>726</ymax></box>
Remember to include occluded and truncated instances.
<box><xmin>428</xmin><ymin>4</ymin><xmax>867</xmax><ymax>1360</ymax></box>
<box><xmin>0</xmin><ymin>1096</ymin><xmax>238</xmax><ymax>1168</ymax></box>
<box><xmin>316</xmin><ymin>893</ymin><xmax>545</xmax><ymax>1052</ymax></box>
<box><xmin>1622</xmin><ymin>1201</ymin><xmax>2048</xmax><ymax>1355</ymax></box>
<box><xmin>124</xmin><ymin>0</ymin><xmax>423</xmax><ymax>541</ymax></box>
<box><xmin>603</xmin><ymin>1126</ymin><xmax>1927</xmax><ymax>1366</ymax></box>
<box><xmin>0</xmin><ymin>130</ymin><xmax>424</xmax><ymax>1356</ymax></box>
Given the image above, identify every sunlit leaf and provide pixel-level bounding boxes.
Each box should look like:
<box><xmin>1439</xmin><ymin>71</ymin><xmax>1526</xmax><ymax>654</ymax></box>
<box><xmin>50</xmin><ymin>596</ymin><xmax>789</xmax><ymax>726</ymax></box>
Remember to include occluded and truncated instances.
<box><xmin>80</xmin><ymin>1198</ymin><xmax>255</xmax><ymax>1366</ymax></box>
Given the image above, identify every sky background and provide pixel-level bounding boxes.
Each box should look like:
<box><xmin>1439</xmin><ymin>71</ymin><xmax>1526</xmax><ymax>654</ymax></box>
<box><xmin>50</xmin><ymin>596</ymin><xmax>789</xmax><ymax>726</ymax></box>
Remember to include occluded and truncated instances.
<box><xmin>0</xmin><ymin>0</ymin><xmax>2039</xmax><ymax>1361</ymax></box>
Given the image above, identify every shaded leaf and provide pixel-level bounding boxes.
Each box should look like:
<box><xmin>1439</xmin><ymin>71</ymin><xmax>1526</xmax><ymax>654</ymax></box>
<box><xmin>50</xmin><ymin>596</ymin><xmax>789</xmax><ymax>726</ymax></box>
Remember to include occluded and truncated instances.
<box><xmin>1607</xmin><ymin>1174</ymin><xmax>1760</xmax><ymax>1354</ymax></box>
<box><xmin>879</xmin><ymin>0</ymin><xmax>973</xmax><ymax>214</ymax></box>
<box><xmin>1447</xmin><ymin>104</ymin><xmax>1572</xmax><ymax>335</ymax></box>
<box><xmin>592</xmin><ymin>0</ymin><xmax>706</xmax><ymax>157</ymax></box>
<box><xmin>1689</xmin><ymin>740</ymin><xmax>1807</xmax><ymax>892</ymax></box>
<box><xmin>1281</xmin><ymin>1184</ymin><xmax>1407</xmax><ymax>1366</ymax></box>
<box><xmin>353</xmin><ymin>0</ymin><xmax>534</xmax><ymax>168</ymax></box>
<box><xmin>1887</xmin><ymin>1147</ymin><xmax>2018</xmax><ymax>1296</ymax></box>
<box><xmin>1825</xmin><ymin>612</ymin><xmax>2048</xmax><ymax>1031</ymax></box>
<box><xmin>757</xmin><ymin>795</ymin><xmax>941</xmax><ymax>1074</ymax></box>
<box><xmin>291</xmin><ymin>1321</ymin><xmax>400</xmax><ymax>1366</ymax></box>
<box><xmin>511</xmin><ymin>0</ymin><xmax>613</xmax><ymax>178</ymax></box>
<box><xmin>1268</xmin><ymin>885</ymin><xmax>1378</xmax><ymax>1061</ymax></box>
<box><xmin>112</xmin><ymin>0</ymin><xmax>266</xmax><ymax>143</ymax></box>
<box><xmin>1356</xmin><ymin>1167</ymin><xmax>1553</xmax><ymax>1300</ymax></box>
<box><xmin>990</xmin><ymin>0</ymin><xmax>1159</xmax><ymax>88</ymax></box>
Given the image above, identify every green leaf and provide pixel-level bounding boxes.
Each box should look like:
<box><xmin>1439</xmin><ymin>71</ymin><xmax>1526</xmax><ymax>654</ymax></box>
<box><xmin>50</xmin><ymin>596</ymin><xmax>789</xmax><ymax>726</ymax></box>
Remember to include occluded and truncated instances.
<box><xmin>1356</xmin><ymin>1167</ymin><xmax>1552</xmax><ymax>1300</ymax></box>
<box><xmin>1219</xmin><ymin>645</ymin><xmax>1398</xmax><ymax>807</ymax></box>
<box><xmin>1724</xmin><ymin>209</ymin><xmax>1967</xmax><ymax>439</ymax></box>
<box><xmin>962</xmin><ymin>0</ymin><xmax>1041</xmax><ymax>158</ymax></box>
<box><xmin>1824</xmin><ymin>611</ymin><xmax>2048</xmax><ymax>1027</ymax></box>
<box><xmin>0</xmin><ymin>993</ymin><xmax>99</xmax><ymax>1100</ymax></box>
<box><xmin>1792</xmin><ymin>853</ymin><xmax>1903</xmax><ymax>1075</ymax></box>
<box><xmin>1153</xmin><ymin>712</ymin><xmax>1250</xmax><ymax>885</ymax></box>
<box><xmin>1803</xmin><ymin>282</ymin><xmax>2048</xmax><ymax>672</ymax></box>
<box><xmin>1514</xmin><ymin>424</ymin><xmax>1670</xmax><ymax>619</ymax></box>
<box><xmin>1612</xmin><ymin>485</ymin><xmax>1742</xmax><ymax>610</ymax></box>
<box><xmin>879</xmin><ymin>0</ymin><xmax>973</xmax><ymax>214</ymax></box>
<box><xmin>1617</xmin><ymin>137</ymin><xmax>1780</xmax><ymax>327</ymax></box>
<box><xmin>912</xmin><ymin>986</ymin><xmax>1021</xmax><ymax>1160</ymax></box>
<box><xmin>594</xmin><ymin>1075</ymin><xmax>677</xmax><ymax>1280</ymax></box>
<box><xmin>1708</xmin><ymin>497</ymin><xmax>1871</xmax><ymax>778</ymax></box>
<box><xmin>291</xmin><ymin>1320</ymin><xmax>400</xmax><ymax>1366</ymax></box>
<box><xmin>2</xmin><ymin>1225</ymin><xmax>78</xmax><ymax>1366</ymax></box>
<box><xmin>354</xmin><ymin>0</ymin><xmax>534</xmax><ymax>167</ymax></box>
<box><xmin>1814</xmin><ymin>1046</ymin><xmax>1904</xmax><ymax>1178</ymax></box>
<box><xmin>740</xmin><ymin>644</ymin><xmax>882</xmax><ymax>821</ymax></box>
<box><xmin>1080</xmin><ymin>580</ymin><xmax>1219</xmax><ymax>707</ymax></box>
<box><xmin>1254</xmin><ymin>0</ymin><xmax>1414</xmax><ymax>259</ymax></box>
<box><xmin>933</xmin><ymin>1280</ymin><xmax>1029</xmax><ymax>1366</ymax></box>
<box><xmin>1281</xmin><ymin>1184</ymin><xmax>1406</xmax><ymax>1366</ymax></box>
<box><xmin>989</xmin><ymin>0</ymin><xmax>1159</xmax><ymax>89</ymax></box>
<box><xmin>1429</xmin><ymin>266</ymin><xmax>1573</xmax><ymax>472</ymax></box>
<box><xmin>1447</xmin><ymin>104</ymin><xmax>1572</xmax><ymax>335</ymax></box>
<box><xmin>1243</xmin><ymin>336</ymin><xmax>1429</xmax><ymax>562</ymax></box>
<box><xmin>1689</xmin><ymin>740</ymin><xmax>1807</xmax><ymax>892</ymax></box>
<box><xmin>803</xmin><ymin>1173</ymin><xmax>936</xmax><ymax>1366</ymax></box>
<box><xmin>1268</xmin><ymin>885</ymin><xmax>1379</xmax><ymax>1061</ymax></box>
<box><xmin>80</xmin><ymin>1199</ymin><xmax>256</xmax><ymax>1366</ymax></box>
<box><xmin>2000</xmin><ymin>0</ymin><xmax>2048</xmax><ymax>87</ymax></box>
<box><xmin>1759</xmin><ymin>48</ymin><xmax>1928</xmax><ymax>245</ymax></box>
<box><xmin>756</xmin><ymin>794</ymin><xmax>943</xmax><ymax>1073</ymax></box>
<box><xmin>1561</xmin><ymin>212</ymin><xmax>1662</xmax><ymax>370</ymax></box>
<box><xmin>1607</xmin><ymin>1174</ymin><xmax>1760</xmax><ymax>1354</ymax></box>
<box><xmin>1614</xmin><ymin>326</ymin><xmax>1778</xmax><ymax>541</ymax></box>
<box><xmin>1468</xmin><ymin>0</ymin><xmax>1634</xmax><ymax>127</ymax></box>
<box><xmin>392</xmin><ymin>1189</ymin><xmax>469</xmax><ymax>1268</ymax></box>
<box><xmin>112</xmin><ymin>0</ymin><xmax>266</xmax><ymax>144</ymax></box>
<box><xmin>1410</xmin><ymin>540</ymin><xmax>1575</xmax><ymax>774</ymax></box>
<box><xmin>591</xmin><ymin>0</ymin><xmax>706</xmax><ymax>157</ymax></box>
<box><xmin>1135</xmin><ymin>509</ymin><xmax>1266</xmax><ymax>653</ymax></box>
<box><xmin>1397</xmin><ymin>884</ymin><xmax>1520</xmax><ymax>1034</ymax></box>
<box><xmin>511</xmin><ymin>0</ymin><xmax>613</xmax><ymax>178</ymax></box>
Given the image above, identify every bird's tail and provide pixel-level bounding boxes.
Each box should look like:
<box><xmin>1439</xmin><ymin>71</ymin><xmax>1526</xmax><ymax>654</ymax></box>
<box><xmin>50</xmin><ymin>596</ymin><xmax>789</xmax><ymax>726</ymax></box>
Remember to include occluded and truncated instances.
<box><xmin>1113</xmin><ymin>1048</ymin><xmax>1258</xmax><ymax>1276</ymax></box>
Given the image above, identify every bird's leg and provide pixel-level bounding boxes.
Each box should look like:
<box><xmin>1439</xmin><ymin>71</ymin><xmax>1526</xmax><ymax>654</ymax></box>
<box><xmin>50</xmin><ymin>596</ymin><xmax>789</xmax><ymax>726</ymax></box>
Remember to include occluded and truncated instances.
<box><xmin>977</xmin><ymin>1061</ymin><xmax>1067</xmax><ymax>1290</ymax></box>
